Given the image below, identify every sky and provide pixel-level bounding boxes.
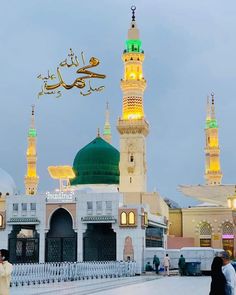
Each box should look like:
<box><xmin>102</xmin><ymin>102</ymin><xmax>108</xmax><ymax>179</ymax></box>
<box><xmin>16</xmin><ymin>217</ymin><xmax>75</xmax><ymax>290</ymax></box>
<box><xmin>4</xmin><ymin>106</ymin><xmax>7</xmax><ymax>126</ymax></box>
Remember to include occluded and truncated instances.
<box><xmin>0</xmin><ymin>0</ymin><xmax>236</xmax><ymax>207</ymax></box>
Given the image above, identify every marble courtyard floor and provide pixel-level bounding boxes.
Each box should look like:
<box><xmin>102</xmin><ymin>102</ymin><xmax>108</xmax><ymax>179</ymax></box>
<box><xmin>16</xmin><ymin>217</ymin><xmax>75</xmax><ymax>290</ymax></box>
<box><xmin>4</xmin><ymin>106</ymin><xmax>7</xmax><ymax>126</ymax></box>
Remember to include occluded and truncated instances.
<box><xmin>11</xmin><ymin>275</ymin><xmax>211</xmax><ymax>295</ymax></box>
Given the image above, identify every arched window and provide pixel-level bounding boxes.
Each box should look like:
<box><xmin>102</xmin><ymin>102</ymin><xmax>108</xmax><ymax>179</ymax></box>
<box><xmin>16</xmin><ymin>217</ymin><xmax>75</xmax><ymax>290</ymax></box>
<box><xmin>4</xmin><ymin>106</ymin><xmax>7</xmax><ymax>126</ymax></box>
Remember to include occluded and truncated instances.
<box><xmin>222</xmin><ymin>222</ymin><xmax>234</xmax><ymax>235</ymax></box>
<box><xmin>121</xmin><ymin>212</ymin><xmax>127</xmax><ymax>225</ymax></box>
<box><xmin>0</xmin><ymin>214</ymin><xmax>3</xmax><ymax>227</ymax></box>
<box><xmin>128</xmin><ymin>211</ymin><xmax>135</xmax><ymax>225</ymax></box>
<box><xmin>199</xmin><ymin>222</ymin><xmax>212</xmax><ymax>236</ymax></box>
<box><xmin>199</xmin><ymin>222</ymin><xmax>212</xmax><ymax>247</ymax></box>
<box><xmin>222</xmin><ymin>222</ymin><xmax>234</xmax><ymax>258</ymax></box>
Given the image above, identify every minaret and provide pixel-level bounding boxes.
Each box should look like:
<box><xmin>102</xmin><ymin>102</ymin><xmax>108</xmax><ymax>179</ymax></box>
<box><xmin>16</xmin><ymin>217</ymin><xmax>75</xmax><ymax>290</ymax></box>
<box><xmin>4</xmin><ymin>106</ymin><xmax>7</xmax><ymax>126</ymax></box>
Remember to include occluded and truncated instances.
<box><xmin>117</xmin><ymin>6</ymin><xmax>149</xmax><ymax>192</ymax></box>
<box><xmin>103</xmin><ymin>102</ymin><xmax>112</xmax><ymax>144</ymax></box>
<box><xmin>24</xmin><ymin>105</ymin><xmax>39</xmax><ymax>195</ymax></box>
<box><xmin>204</xmin><ymin>93</ymin><xmax>222</xmax><ymax>185</ymax></box>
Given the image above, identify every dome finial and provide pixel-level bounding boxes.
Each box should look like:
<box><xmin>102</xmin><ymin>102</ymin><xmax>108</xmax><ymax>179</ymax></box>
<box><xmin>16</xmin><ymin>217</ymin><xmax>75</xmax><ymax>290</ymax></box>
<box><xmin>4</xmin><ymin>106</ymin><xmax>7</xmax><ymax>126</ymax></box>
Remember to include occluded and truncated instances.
<box><xmin>97</xmin><ymin>128</ymin><xmax>100</xmax><ymax>137</ymax></box>
<box><xmin>131</xmin><ymin>5</ymin><xmax>136</xmax><ymax>21</ymax></box>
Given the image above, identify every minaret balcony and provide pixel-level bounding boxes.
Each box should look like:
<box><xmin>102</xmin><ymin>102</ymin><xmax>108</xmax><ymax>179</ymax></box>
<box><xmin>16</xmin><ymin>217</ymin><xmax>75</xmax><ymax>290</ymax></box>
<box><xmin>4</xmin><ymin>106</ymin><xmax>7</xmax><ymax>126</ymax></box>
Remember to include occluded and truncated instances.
<box><xmin>122</xmin><ymin>51</ymin><xmax>144</xmax><ymax>61</ymax></box>
<box><xmin>117</xmin><ymin>117</ymin><xmax>149</xmax><ymax>136</ymax></box>
<box><xmin>120</xmin><ymin>79</ymin><xmax>146</xmax><ymax>91</ymax></box>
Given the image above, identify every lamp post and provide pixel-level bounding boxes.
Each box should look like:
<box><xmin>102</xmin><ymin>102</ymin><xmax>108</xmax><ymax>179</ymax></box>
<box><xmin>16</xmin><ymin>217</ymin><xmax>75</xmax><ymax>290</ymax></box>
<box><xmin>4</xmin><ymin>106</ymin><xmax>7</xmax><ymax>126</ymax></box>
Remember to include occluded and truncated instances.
<box><xmin>227</xmin><ymin>186</ymin><xmax>236</xmax><ymax>258</ymax></box>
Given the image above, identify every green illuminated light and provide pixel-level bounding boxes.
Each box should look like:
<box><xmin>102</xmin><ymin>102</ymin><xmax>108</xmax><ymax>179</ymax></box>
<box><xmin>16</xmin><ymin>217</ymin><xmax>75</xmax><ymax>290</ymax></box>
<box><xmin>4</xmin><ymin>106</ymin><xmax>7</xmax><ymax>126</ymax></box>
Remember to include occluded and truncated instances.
<box><xmin>28</xmin><ymin>128</ymin><xmax>37</xmax><ymax>137</ymax></box>
<box><xmin>206</xmin><ymin>119</ymin><xmax>218</xmax><ymax>129</ymax></box>
<box><xmin>103</xmin><ymin>129</ymin><xmax>111</xmax><ymax>135</ymax></box>
<box><xmin>125</xmin><ymin>39</ymin><xmax>142</xmax><ymax>53</ymax></box>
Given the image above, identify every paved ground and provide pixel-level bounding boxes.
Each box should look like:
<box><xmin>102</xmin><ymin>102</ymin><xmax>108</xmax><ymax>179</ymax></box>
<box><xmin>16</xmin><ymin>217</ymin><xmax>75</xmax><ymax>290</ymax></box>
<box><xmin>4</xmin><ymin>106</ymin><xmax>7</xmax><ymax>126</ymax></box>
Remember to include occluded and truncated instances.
<box><xmin>11</xmin><ymin>275</ymin><xmax>211</xmax><ymax>295</ymax></box>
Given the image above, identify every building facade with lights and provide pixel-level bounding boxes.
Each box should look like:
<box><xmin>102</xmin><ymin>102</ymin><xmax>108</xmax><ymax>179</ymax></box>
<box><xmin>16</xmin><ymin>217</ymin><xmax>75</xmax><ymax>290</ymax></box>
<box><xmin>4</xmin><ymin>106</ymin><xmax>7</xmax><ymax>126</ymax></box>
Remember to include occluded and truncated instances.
<box><xmin>0</xmin><ymin>8</ymin><xmax>169</xmax><ymax>273</ymax></box>
<box><xmin>169</xmin><ymin>95</ymin><xmax>235</xmax><ymax>257</ymax></box>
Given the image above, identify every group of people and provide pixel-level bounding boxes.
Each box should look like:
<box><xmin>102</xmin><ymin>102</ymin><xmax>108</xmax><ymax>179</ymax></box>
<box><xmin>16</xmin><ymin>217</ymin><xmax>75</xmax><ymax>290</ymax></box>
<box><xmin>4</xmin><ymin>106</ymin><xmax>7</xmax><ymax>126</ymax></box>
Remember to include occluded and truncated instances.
<box><xmin>0</xmin><ymin>248</ymin><xmax>235</xmax><ymax>295</ymax></box>
<box><xmin>147</xmin><ymin>250</ymin><xmax>236</xmax><ymax>295</ymax></box>
<box><xmin>146</xmin><ymin>254</ymin><xmax>185</xmax><ymax>276</ymax></box>
<box><xmin>209</xmin><ymin>251</ymin><xmax>236</xmax><ymax>295</ymax></box>
<box><xmin>145</xmin><ymin>254</ymin><xmax>172</xmax><ymax>276</ymax></box>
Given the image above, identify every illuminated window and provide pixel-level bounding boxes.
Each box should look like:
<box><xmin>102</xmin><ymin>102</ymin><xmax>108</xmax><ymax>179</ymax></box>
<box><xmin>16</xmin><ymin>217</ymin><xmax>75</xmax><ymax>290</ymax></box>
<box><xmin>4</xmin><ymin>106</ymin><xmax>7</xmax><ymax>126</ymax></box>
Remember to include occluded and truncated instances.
<box><xmin>199</xmin><ymin>222</ymin><xmax>212</xmax><ymax>247</ymax></box>
<box><xmin>144</xmin><ymin>212</ymin><xmax>148</xmax><ymax>225</ymax></box>
<box><xmin>222</xmin><ymin>222</ymin><xmax>234</xmax><ymax>235</ymax></box>
<box><xmin>0</xmin><ymin>214</ymin><xmax>3</xmax><ymax>227</ymax></box>
<box><xmin>128</xmin><ymin>211</ymin><xmax>135</xmax><ymax>225</ymax></box>
<box><xmin>121</xmin><ymin>212</ymin><xmax>127</xmax><ymax>225</ymax></box>
<box><xmin>200</xmin><ymin>222</ymin><xmax>212</xmax><ymax>236</ymax></box>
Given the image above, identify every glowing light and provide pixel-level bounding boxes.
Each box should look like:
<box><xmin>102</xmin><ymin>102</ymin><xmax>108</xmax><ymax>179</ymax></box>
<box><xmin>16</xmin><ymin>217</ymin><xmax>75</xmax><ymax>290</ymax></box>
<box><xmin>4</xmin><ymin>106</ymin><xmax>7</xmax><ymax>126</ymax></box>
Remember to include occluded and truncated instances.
<box><xmin>128</xmin><ymin>211</ymin><xmax>135</xmax><ymax>225</ymax></box>
<box><xmin>222</xmin><ymin>234</ymin><xmax>234</xmax><ymax>239</ymax></box>
<box><xmin>206</xmin><ymin>119</ymin><xmax>218</xmax><ymax>129</ymax></box>
<box><xmin>48</xmin><ymin>166</ymin><xmax>75</xmax><ymax>179</ymax></box>
<box><xmin>227</xmin><ymin>199</ymin><xmax>232</xmax><ymax>208</ymax></box>
<box><xmin>129</xmin><ymin>73</ymin><xmax>136</xmax><ymax>79</ymax></box>
<box><xmin>209</xmin><ymin>137</ymin><xmax>218</xmax><ymax>147</ymax></box>
<box><xmin>126</xmin><ymin>39</ymin><xmax>142</xmax><ymax>53</ymax></box>
<box><xmin>103</xmin><ymin>129</ymin><xmax>111</xmax><ymax>135</ymax></box>
<box><xmin>28</xmin><ymin>128</ymin><xmax>37</xmax><ymax>137</ymax></box>
<box><xmin>127</xmin><ymin>113</ymin><xmax>142</xmax><ymax>120</ymax></box>
<box><xmin>121</xmin><ymin>212</ymin><xmax>127</xmax><ymax>225</ymax></box>
<box><xmin>0</xmin><ymin>214</ymin><xmax>3</xmax><ymax>227</ymax></box>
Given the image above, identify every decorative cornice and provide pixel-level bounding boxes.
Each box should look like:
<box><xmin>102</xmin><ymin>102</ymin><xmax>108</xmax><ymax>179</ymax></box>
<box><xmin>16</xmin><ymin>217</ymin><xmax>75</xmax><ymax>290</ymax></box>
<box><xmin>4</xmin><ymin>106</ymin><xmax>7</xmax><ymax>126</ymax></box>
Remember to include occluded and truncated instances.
<box><xmin>7</xmin><ymin>217</ymin><xmax>40</xmax><ymax>224</ymax></box>
<box><xmin>81</xmin><ymin>215</ymin><xmax>116</xmax><ymax>223</ymax></box>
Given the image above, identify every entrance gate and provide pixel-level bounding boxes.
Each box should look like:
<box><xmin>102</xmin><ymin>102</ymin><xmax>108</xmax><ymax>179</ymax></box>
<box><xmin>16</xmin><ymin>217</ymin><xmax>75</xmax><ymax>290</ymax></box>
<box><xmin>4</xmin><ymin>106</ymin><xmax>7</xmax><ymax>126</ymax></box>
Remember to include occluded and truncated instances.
<box><xmin>8</xmin><ymin>225</ymin><xmax>39</xmax><ymax>263</ymax></box>
<box><xmin>46</xmin><ymin>208</ymin><xmax>77</xmax><ymax>262</ymax></box>
<box><xmin>83</xmin><ymin>223</ymin><xmax>116</xmax><ymax>261</ymax></box>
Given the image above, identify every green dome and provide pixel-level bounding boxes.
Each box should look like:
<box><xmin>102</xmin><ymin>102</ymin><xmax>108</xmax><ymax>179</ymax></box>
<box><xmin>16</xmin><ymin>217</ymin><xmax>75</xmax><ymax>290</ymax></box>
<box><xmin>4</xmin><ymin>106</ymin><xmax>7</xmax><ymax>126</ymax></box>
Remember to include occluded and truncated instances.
<box><xmin>70</xmin><ymin>136</ymin><xmax>120</xmax><ymax>185</ymax></box>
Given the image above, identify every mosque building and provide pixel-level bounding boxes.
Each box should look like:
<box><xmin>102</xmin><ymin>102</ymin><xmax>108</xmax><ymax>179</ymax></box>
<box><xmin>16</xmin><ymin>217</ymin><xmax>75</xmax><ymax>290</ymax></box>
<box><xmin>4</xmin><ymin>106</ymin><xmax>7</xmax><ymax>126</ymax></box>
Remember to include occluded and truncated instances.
<box><xmin>169</xmin><ymin>94</ymin><xmax>235</xmax><ymax>257</ymax></box>
<box><xmin>0</xmin><ymin>7</ymin><xmax>168</xmax><ymax>273</ymax></box>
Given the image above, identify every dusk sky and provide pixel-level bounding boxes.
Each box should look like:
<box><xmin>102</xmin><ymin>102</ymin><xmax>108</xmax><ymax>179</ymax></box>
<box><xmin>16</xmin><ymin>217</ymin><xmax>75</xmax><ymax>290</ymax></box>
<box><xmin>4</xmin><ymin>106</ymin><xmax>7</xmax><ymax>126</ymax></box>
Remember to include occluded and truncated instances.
<box><xmin>1</xmin><ymin>0</ymin><xmax>236</xmax><ymax>206</ymax></box>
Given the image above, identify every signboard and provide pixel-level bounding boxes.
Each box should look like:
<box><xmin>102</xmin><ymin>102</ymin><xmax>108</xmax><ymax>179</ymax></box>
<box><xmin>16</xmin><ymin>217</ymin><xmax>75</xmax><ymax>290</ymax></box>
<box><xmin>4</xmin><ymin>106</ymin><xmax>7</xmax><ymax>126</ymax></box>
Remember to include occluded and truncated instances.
<box><xmin>213</xmin><ymin>234</ymin><xmax>220</xmax><ymax>240</ymax></box>
<box><xmin>46</xmin><ymin>191</ymin><xmax>75</xmax><ymax>203</ymax></box>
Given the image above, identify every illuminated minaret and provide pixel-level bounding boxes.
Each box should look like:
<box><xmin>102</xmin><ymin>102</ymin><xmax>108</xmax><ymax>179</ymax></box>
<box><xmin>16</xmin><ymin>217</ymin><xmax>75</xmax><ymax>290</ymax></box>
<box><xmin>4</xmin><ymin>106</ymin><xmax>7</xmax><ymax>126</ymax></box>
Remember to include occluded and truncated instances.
<box><xmin>24</xmin><ymin>105</ymin><xmax>39</xmax><ymax>195</ymax></box>
<box><xmin>103</xmin><ymin>102</ymin><xmax>112</xmax><ymax>144</ymax></box>
<box><xmin>204</xmin><ymin>93</ymin><xmax>222</xmax><ymax>185</ymax></box>
<box><xmin>117</xmin><ymin>6</ymin><xmax>149</xmax><ymax>192</ymax></box>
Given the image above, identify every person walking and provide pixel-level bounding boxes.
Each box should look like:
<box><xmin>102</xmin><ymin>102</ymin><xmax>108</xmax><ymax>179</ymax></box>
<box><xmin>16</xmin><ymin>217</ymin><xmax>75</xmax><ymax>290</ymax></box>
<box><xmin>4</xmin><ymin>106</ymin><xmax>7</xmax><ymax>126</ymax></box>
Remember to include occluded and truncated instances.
<box><xmin>178</xmin><ymin>254</ymin><xmax>186</xmax><ymax>276</ymax></box>
<box><xmin>163</xmin><ymin>254</ymin><xmax>170</xmax><ymax>276</ymax></box>
<box><xmin>209</xmin><ymin>256</ymin><xmax>227</xmax><ymax>295</ymax></box>
<box><xmin>0</xmin><ymin>249</ymin><xmax>13</xmax><ymax>295</ymax></box>
<box><xmin>153</xmin><ymin>255</ymin><xmax>160</xmax><ymax>274</ymax></box>
<box><xmin>221</xmin><ymin>251</ymin><xmax>236</xmax><ymax>295</ymax></box>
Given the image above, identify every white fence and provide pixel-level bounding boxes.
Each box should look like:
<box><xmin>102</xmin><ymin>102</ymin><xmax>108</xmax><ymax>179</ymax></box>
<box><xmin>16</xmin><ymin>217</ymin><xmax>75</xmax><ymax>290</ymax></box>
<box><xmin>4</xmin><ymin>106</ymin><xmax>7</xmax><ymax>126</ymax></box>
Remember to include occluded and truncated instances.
<box><xmin>11</xmin><ymin>261</ymin><xmax>136</xmax><ymax>287</ymax></box>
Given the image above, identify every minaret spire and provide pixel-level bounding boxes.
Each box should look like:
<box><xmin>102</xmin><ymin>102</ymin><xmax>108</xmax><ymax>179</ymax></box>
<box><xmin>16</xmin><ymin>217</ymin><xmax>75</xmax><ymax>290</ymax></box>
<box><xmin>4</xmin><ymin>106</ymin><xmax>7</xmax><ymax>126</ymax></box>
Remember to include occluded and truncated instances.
<box><xmin>117</xmin><ymin>7</ymin><xmax>149</xmax><ymax>193</ymax></box>
<box><xmin>103</xmin><ymin>102</ymin><xmax>112</xmax><ymax>144</ymax></box>
<box><xmin>131</xmin><ymin>5</ymin><xmax>136</xmax><ymax>21</ymax></box>
<box><xmin>211</xmin><ymin>92</ymin><xmax>216</xmax><ymax>119</ymax></box>
<box><xmin>204</xmin><ymin>93</ymin><xmax>222</xmax><ymax>185</ymax></box>
<box><xmin>24</xmin><ymin>105</ymin><xmax>39</xmax><ymax>195</ymax></box>
<box><xmin>206</xmin><ymin>96</ymin><xmax>211</xmax><ymax>120</ymax></box>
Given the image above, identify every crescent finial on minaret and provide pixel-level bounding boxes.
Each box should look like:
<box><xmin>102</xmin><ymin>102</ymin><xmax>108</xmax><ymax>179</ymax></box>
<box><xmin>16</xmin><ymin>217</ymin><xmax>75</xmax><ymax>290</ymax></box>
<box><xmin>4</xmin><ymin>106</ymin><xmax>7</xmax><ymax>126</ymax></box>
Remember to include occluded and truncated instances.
<box><xmin>131</xmin><ymin>5</ymin><xmax>136</xmax><ymax>21</ymax></box>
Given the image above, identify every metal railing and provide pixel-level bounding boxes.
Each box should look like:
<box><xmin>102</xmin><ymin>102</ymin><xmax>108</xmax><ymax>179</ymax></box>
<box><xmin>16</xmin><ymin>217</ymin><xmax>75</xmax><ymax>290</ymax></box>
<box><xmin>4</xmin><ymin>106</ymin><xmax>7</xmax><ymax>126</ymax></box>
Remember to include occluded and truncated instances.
<box><xmin>11</xmin><ymin>261</ymin><xmax>136</xmax><ymax>287</ymax></box>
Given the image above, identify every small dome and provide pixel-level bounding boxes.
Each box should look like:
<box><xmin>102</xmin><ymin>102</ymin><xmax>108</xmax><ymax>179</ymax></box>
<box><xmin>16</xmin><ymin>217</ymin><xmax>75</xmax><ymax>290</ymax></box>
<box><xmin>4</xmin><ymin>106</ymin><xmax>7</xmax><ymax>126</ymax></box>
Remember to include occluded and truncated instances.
<box><xmin>71</xmin><ymin>136</ymin><xmax>120</xmax><ymax>185</ymax></box>
<box><xmin>0</xmin><ymin>168</ymin><xmax>17</xmax><ymax>195</ymax></box>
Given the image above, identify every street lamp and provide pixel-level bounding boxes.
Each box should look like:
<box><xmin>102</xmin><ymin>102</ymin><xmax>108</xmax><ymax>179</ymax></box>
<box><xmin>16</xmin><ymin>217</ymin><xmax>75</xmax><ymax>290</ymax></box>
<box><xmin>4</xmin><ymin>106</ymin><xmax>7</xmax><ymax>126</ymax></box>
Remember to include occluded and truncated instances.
<box><xmin>227</xmin><ymin>185</ymin><xmax>236</xmax><ymax>258</ymax></box>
